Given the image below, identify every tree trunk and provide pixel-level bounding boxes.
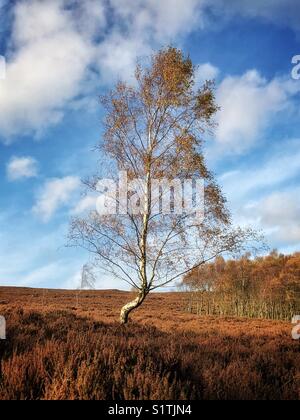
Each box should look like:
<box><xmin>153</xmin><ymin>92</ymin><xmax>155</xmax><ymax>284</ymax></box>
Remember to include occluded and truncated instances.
<box><xmin>120</xmin><ymin>290</ymin><xmax>147</xmax><ymax>324</ymax></box>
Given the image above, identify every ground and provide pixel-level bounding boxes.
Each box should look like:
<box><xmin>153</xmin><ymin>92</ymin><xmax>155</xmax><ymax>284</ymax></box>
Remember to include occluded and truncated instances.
<box><xmin>0</xmin><ymin>287</ymin><xmax>299</xmax><ymax>400</ymax></box>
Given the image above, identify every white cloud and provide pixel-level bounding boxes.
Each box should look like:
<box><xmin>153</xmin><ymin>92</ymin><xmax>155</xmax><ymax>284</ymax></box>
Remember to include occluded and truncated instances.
<box><xmin>217</xmin><ymin>139</ymin><xmax>300</xmax><ymax>249</ymax></box>
<box><xmin>1</xmin><ymin>0</ymin><xmax>299</xmax><ymax>147</ymax></box>
<box><xmin>109</xmin><ymin>0</ymin><xmax>203</xmax><ymax>41</ymax></box>
<box><xmin>95</xmin><ymin>0</ymin><xmax>204</xmax><ymax>84</ymax></box>
<box><xmin>96</xmin><ymin>33</ymin><xmax>151</xmax><ymax>85</ymax></box>
<box><xmin>194</xmin><ymin>63</ymin><xmax>219</xmax><ymax>87</ymax></box>
<box><xmin>6</xmin><ymin>156</ymin><xmax>38</xmax><ymax>181</ymax></box>
<box><xmin>19</xmin><ymin>262</ymin><xmax>63</xmax><ymax>287</ymax></box>
<box><xmin>0</xmin><ymin>214</ymin><xmax>90</xmax><ymax>288</ymax></box>
<box><xmin>0</xmin><ymin>0</ymin><xmax>205</xmax><ymax>141</ymax></box>
<box><xmin>71</xmin><ymin>195</ymin><xmax>97</xmax><ymax>215</ymax></box>
<box><xmin>219</xmin><ymin>139</ymin><xmax>300</xmax><ymax>202</ymax></box>
<box><xmin>244</xmin><ymin>190</ymin><xmax>300</xmax><ymax>246</ymax></box>
<box><xmin>2</xmin><ymin>0</ymin><xmax>299</xmax><ymax>143</ymax></box>
<box><xmin>214</xmin><ymin>70</ymin><xmax>293</xmax><ymax>154</ymax></box>
<box><xmin>259</xmin><ymin>192</ymin><xmax>300</xmax><ymax>228</ymax></box>
<box><xmin>0</xmin><ymin>0</ymin><xmax>95</xmax><ymax>140</ymax></box>
<box><xmin>33</xmin><ymin>176</ymin><xmax>80</xmax><ymax>222</ymax></box>
<box><xmin>75</xmin><ymin>0</ymin><xmax>106</xmax><ymax>39</ymax></box>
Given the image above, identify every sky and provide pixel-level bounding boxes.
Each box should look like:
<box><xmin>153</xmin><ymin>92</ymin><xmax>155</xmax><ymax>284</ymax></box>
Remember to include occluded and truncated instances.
<box><xmin>0</xmin><ymin>0</ymin><xmax>300</xmax><ymax>290</ymax></box>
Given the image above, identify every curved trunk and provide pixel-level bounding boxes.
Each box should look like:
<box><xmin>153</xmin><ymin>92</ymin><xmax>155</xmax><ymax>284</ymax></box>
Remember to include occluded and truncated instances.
<box><xmin>120</xmin><ymin>151</ymin><xmax>151</xmax><ymax>325</ymax></box>
<box><xmin>120</xmin><ymin>290</ymin><xmax>147</xmax><ymax>324</ymax></box>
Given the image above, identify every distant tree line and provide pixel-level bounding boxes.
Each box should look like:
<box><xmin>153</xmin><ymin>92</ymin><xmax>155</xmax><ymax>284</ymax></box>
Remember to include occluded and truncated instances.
<box><xmin>181</xmin><ymin>251</ymin><xmax>300</xmax><ymax>320</ymax></box>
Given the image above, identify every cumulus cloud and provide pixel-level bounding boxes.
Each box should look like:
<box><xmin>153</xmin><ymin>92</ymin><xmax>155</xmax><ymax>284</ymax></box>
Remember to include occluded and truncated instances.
<box><xmin>0</xmin><ymin>0</ymin><xmax>94</xmax><ymax>140</ymax></box>
<box><xmin>214</xmin><ymin>71</ymin><xmax>297</xmax><ymax>154</ymax></box>
<box><xmin>218</xmin><ymin>139</ymin><xmax>300</xmax><ymax>249</ymax></box>
<box><xmin>33</xmin><ymin>176</ymin><xmax>80</xmax><ymax>222</ymax></box>
<box><xmin>259</xmin><ymin>192</ymin><xmax>300</xmax><ymax>228</ymax></box>
<box><xmin>96</xmin><ymin>34</ymin><xmax>151</xmax><ymax>85</ymax></box>
<box><xmin>219</xmin><ymin>139</ymin><xmax>300</xmax><ymax>203</ymax></box>
<box><xmin>71</xmin><ymin>194</ymin><xmax>97</xmax><ymax>215</ymax></box>
<box><xmin>194</xmin><ymin>63</ymin><xmax>219</xmax><ymax>87</ymax></box>
<box><xmin>94</xmin><ymin>0</ymin><xmax>204</xmax><ymax>83</ymax></box>
<box><xmin>1</xmin><ymin>0</ymin><xmax>300</xmax><ymax>143</ymax></box>
<box><xmin>0</xmin><ymin>0</ymin><xmax>204</xmax><ymax>141</ymax></box>
<box><xmin>6</xmin><ymin>156</ymin><xmax>38</xmax><ymax>181</ymax></box>
<box><xmin>109</xmin><ymin>0</ymin><xmax>203</xmax><ymax>41</ymax></box>
<box><xmin>245</xmin><ymin>190</ymin><xmax>300</xmax><ymax>246</ymax></box>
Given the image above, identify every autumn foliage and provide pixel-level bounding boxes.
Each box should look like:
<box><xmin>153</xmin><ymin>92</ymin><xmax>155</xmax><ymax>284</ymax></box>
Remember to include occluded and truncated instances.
<box><xmin>183</xmin><ymin>251</ymin><xmax>300</xmax><ymax>320</ymax></box>
<box><xmin>69</xmin><ymin>47</ymin><xmax>258</xmax><ymax>323</ymax></box>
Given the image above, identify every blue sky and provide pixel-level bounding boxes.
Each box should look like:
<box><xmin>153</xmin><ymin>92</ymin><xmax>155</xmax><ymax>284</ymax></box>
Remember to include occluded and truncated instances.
<box><xmin>0</xmin><ymin>0</ymin><xmax>300</xmax><ymax>290</ymax></box>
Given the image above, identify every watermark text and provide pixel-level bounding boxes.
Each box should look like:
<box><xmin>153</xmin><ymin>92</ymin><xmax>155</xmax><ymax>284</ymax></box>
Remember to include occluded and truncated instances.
<box><xmin>95</xmin><ymin>171</ymin><xmax>204</xmax><ymax>219</ymax></box>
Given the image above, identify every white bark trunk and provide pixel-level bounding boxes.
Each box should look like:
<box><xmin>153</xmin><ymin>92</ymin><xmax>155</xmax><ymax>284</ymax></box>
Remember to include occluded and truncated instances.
<box><xmin>120</xmin><ymin>137</ymin><xmax>152</xmax><ymax>325</ymax></box>
<box><xmin>120</xmin><ymin>290</ymin><xmax>147</xmax><ymax>324</ymax></box>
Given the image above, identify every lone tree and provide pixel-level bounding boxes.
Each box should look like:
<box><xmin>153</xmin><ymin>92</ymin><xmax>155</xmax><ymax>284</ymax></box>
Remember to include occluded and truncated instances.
<box><xmin>79</xmin><ymin>264</ymin><xmax>96</xmax><ymax>291</ymax></box>
<box><xmin>70</xmin><ymin>47</ymin><xmax>258</xmax><ymax>324</ymax></box>
<box><xmin>75</xmin><ymin>263</ymin><xmax>96</xmax><ymax>307</ymax></box>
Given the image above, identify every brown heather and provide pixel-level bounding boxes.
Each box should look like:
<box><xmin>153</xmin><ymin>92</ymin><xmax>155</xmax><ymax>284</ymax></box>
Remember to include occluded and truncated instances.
<box><xmin>0</xmin><ymin>287</ymin><xmax>299</xmax><ymax>400</ymax></box>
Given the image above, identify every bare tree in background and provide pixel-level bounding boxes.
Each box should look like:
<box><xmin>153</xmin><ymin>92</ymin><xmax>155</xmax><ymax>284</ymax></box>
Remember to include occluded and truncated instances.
<box><xmin>75</xmin><ymin>263</ymin><xmax>96</xmax><ymax>307</ymax></box>
<box><xmin>79</xmin><ymin>264</ymin><xmax>96</xmax><ymax>291</ymax></box>
<box><xmin>69</xmin><ymin>47</ymin><xmax>260</xmax><ymax>324</ymax></box>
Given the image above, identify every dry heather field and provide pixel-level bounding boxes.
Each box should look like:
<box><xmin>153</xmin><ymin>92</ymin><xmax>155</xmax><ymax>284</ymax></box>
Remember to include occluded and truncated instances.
<box><xmin>0</xmin><ymin>287</ymin><xmax>299</xmax><ymax>400</ymax></box>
